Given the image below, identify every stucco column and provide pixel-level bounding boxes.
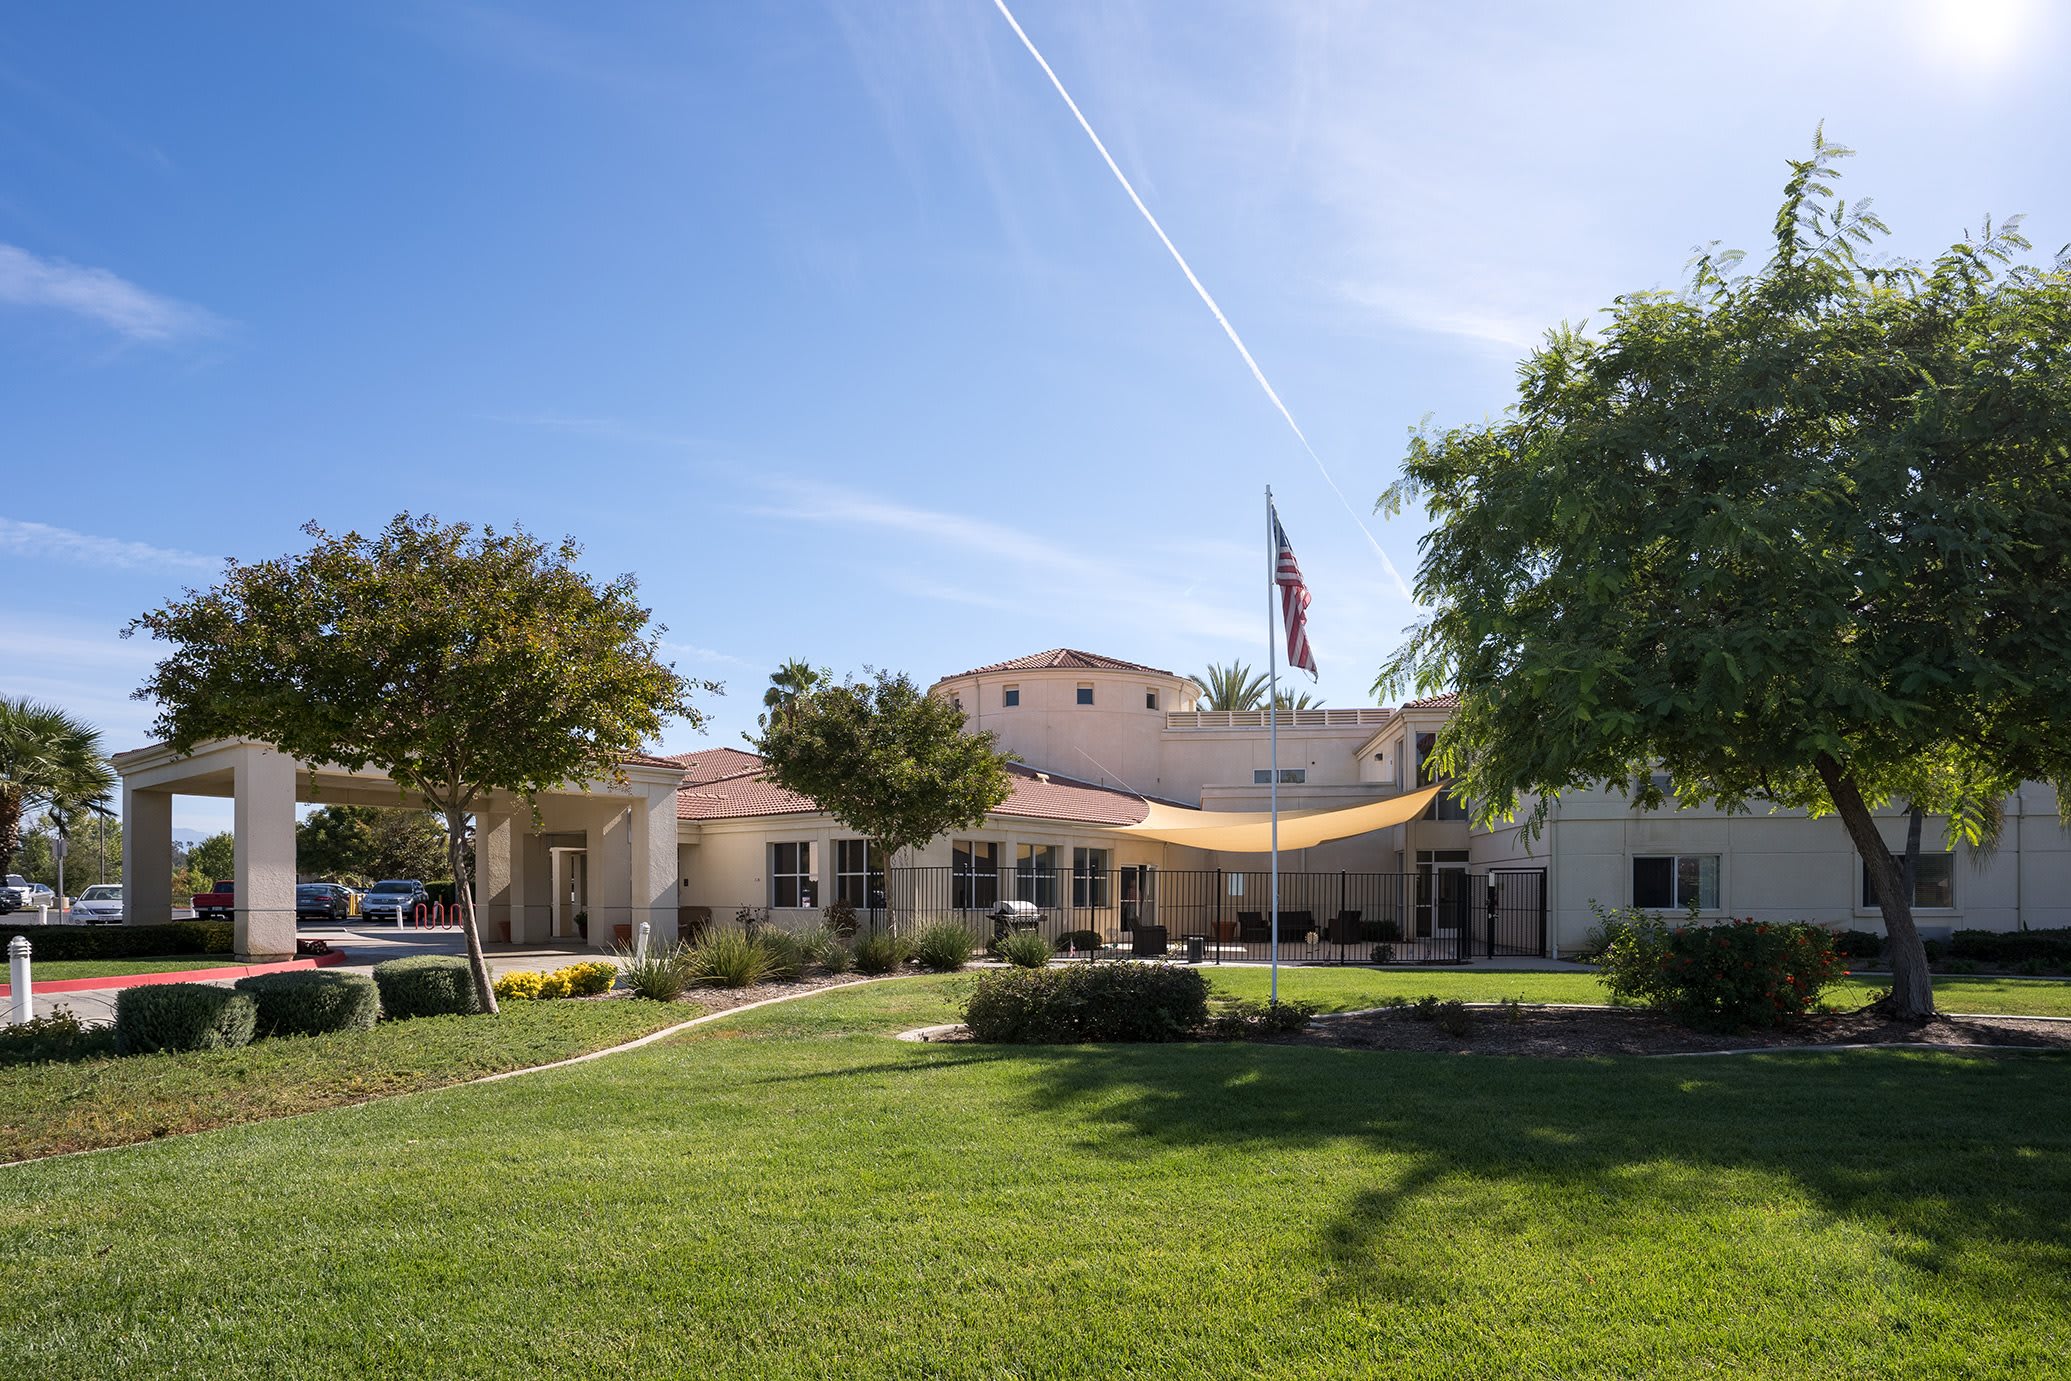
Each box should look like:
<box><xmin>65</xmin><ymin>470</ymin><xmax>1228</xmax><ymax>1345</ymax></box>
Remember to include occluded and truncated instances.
<box><xmin>630</xmin><ymin>785</ymin><xmax>680</xmax><ymax>949</ymax></box>
<box><xmin>123</xmin><ymin>784</ymin><xmax>173</xmax><ymax>925</ymax></box>
<box><xmin>232</xmin><ymin>744</ymin><xmax>297</xmax><ymax>961</ymax></box>
<box><xmin>587</xmin><ymin>799</ymin><xmax>632</xmax><ymax>952</ymax></box>
<box><xmin>513</xmin><ymin>828</ymin><xmax>546</xmax><ymax>943</ymax></box>
<box><xmin>476</xmin><ymin>807</ymin><xmax>517</xmax><ymax>944</ymax></box>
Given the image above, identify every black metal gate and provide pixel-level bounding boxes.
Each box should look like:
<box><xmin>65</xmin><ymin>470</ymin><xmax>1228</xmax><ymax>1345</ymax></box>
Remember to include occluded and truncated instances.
<box><xmin>1477</xmin><ymin>868</ymin><xmax>1548</xmax><ymax>957</ymax></box>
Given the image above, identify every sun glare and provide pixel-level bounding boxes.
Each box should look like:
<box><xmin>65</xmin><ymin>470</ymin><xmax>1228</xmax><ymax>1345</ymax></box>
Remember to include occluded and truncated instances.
<box><xmin>1915</xmin><ymin>0</ymin><xmax>2038</xmax><ymax>71</ymax></box>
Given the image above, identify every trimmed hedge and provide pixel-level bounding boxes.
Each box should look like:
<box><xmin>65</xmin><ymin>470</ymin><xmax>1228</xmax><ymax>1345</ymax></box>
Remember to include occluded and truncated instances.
<box><xmin>371</xmin><ymin>955</ymin><xmax>482</xmax><ymax>1019</ymax></box>
<box><xmin>1829</xmin><ymin>929</ymin><xmax>1885</xmax><ymax>960</ymax></box>
<box><xmin>0</xmin><ymin>921</ymin><xmax>233</xmax><ymax>962</ymax></box>
<box><xmin>115</xmin><ymin>983</ymin><xmax>259</xmax><ymax>1054</ymax></box>
<box><xmin>233</xmin><ymin>970</ymin><xmax>382</xmax><ymax>1037</ymax></box>
<box><xmin>1948</xmin><ymin>928</ymin><xmax>2071</xmax><ymax>966</ymax></box>
<box><xmin>963</xmin><ymin>963</ymin><xmax>1210</xmax><ymax>1043</ymax></box>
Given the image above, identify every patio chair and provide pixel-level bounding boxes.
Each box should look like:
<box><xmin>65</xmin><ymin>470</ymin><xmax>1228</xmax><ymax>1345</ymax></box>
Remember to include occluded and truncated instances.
<box><xmin>1327</xmin><ymin>910</ymin><xmax>1362</xmax><ymax>945</ymax></box>
<box><xmin>1237</xmin><ymin>910</ymin><xmax>1268</xmax><ymax>943</ymax></box>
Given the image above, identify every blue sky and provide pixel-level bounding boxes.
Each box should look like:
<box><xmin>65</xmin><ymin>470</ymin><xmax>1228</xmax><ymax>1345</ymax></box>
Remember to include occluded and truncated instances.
<box><xmin>3</xmin><ymin>0</ymin><xmax>2065</xmax><ymax>835</ymax></box>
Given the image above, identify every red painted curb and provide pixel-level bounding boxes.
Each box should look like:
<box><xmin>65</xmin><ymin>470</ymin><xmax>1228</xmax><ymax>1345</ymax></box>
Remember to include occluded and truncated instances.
<box><xmin>0</xmin><ymin>949</ymin><xmax>351</xmax><ymax>998</ymax></box>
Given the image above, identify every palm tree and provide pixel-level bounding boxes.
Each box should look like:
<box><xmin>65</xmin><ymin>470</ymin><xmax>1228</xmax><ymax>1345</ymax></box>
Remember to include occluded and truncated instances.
<box><xmin>1273</xmin><ymin>689</ymin><xmax>1326</xmax><ymax>712</ymax></box>
<box><xmin>1194</xmin><ymin>661</ymin><xmax>1269</xmax><ymax>712</ymax></box>
<box><xmin>0</xmin><ymin>698</ymin><xmax>115</xmax><ymax>880</ymax></box>
<box><xmin>761</xmin><ymin>658</ymin><xmax>827</xmax><ymax>730</ymax></box>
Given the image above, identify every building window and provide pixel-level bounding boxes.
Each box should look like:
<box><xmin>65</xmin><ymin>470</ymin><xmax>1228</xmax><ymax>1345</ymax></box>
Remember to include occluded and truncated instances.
<box><xmin>952</xmin><ymin>840</ymin><xmax>1000</xmax><ymax>910</ymax></box>
<box><xmin>1416</xmin><ymin>732</ymin><xmax>1469</xmax><ymax>821</ymax></box>
<box><xmin>1003</xmin><ymin>685</ymin><xmax>1019</xmax><ymax>708</ymax></box>
<box><xmin>1863</xmin><ymin>853</ymin><xmax>1955</xmax><ymax>909</ymax></box>
<box><xmin>1076</xmin><ymin>684</ymin><xmax>1094</xmax><ymax>706</ymax></box>
<box><xmin>1632</xmin><ymin>855</ymin><xmax>1719</xmax><ymax>910</ymax></box>
<box><xmin>1253</xmin><ymin>768</ymin><xmax>1306</xmax><ymax>784</ymax></box>
<box><xmin>834</xmin><ymin>839</ymin><xmax>885</xmax><ymax>909</ymax></box>
<box><xmin>1071</xmin><ymin>847</ymin><xmax>1111</xmax><ymax>909</ymax></box>
<box><xmin>1145</xmin><ymin>688</ymin><xmax>1158</xmax><ymax>710</ymax></box>
<box><xmin>1016</xmin><ymin>843</ymin><xmax>1059</xmax><ymax>908</ymax></box>
<box><xmin>770</xmin><ymin>842</ymin><xmax>815</xmax><ymax>909</ymax></box>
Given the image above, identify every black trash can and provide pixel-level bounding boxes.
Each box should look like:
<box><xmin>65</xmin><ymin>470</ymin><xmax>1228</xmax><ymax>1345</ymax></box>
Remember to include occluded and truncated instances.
<box><xmin>1185</xmin><ymin>934</ymin><xmax>1206</xmax><ymax>964</ymax></box>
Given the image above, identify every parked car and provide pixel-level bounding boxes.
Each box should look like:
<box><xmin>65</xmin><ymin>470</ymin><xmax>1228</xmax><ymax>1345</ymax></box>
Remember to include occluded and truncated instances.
<box><xmin>192</xmin><ymin>879</ymin><xmax>235</xmax><ymax>921</ymax></box>
<box><xmin>2</xmin><ymin>874</ymin><xmax>57</xmax><ymax>913</ymax></box>
<box><xmin>70</xmin><ymin>883</ymin><xmax>124</xmax><ymax>924</ymax></box>
<box><xmin>358</xmin><ymin>879</ymin><xmax>431</xmax><ymax>924</ymax></box>
<box><xmin>295</xmin><ymin>882</ymin><xmax>355</xmax><ymax>923</ymax></box>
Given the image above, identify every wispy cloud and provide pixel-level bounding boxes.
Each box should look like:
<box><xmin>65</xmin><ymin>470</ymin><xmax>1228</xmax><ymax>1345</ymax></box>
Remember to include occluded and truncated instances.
<box><xmin>0</xmin><ymin>518</ymin><xmax>220</xmax><ymax>572</ymax></box>
<box><xmin>660</xmin><ymin>640</ymin><xmax>753</xmax><ymax>669</ymax></box>
<box><xmin>0</xmin><ymin>243</ymin><xmax>219</xmax><ymax>343</ymax></box>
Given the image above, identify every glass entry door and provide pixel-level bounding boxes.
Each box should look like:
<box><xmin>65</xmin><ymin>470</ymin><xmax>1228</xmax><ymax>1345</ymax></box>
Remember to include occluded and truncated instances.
<box><xmin>1415</xmin><ymin>851</ymin><xmax>1471</xmax><ymax>937</ymax></box>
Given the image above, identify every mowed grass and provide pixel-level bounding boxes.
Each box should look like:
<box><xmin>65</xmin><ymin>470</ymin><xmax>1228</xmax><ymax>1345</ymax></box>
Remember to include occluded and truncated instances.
<box><xmin>6</xmin><ymin>956</ymin><xmax>242</xmax><ymax>986</ymax></box>
<box><xmin>0</xmin><ymin>999</ymin><xmax>694</xmax><ymax>1161</ymax></box>
<box><xmin>1205</xmin><ymin>965</ymin><xmax>2071</xmax><ymax>1017</ymax></box>
<box><xmin>1</xmin><ymin>978</ymin><xmax>2066</xmax><ymax>1379</ymax></box>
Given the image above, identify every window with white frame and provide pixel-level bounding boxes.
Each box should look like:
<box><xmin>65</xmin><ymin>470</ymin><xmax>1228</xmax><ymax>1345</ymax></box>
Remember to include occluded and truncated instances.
<box><xmin>1632</xmin><ymin>855</ymin><xmax>1718</xmax><ymax>910</ymax></box>
<box><xmin>952</xmin><ymin>840</ymin><xmax>1000</xmax><ymax>910</ymax></box>
<box><xmin>1863</xmin><ymin>852</ymin><xmax>1955</xmax><ymax>909</ymax></box>
<box><xmin>1002</xmin><ymin>685</ymin><xmax>1020</xmax><ymax>708</ymax></box>
<box><xmin>1075</xmin><ymin>684</ymin><xmax>1094</xmax><ymax>705</ymax></box>
<box><xmin>770</xmin><ymin>841</ymin><xmax>815</xmax><ymax>909</ymax></box>
<box><xmin>834</xmin><ymin>839</ymin><xmax>885</xmax><ymax>909</ymax></box>
<box><xmin>1016</xmin><ymin>843</ymin><xmax>1059</xmax><ymax>907</ymax></box>
<box><xmin>1071</xmin><ymin>847</ymin><xmax>1110</xmax><ymax>908</ymax></box>
<box><xmin>1253</xmin><ymin>768</ymin><xmax>1306</xmax><ymax>784</ymax></box>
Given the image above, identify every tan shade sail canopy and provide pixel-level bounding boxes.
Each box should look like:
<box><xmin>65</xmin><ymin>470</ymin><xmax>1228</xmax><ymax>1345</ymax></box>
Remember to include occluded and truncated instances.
<box><xmin>1112</xmin><ymin>783</ymin><xmax>1444</xmax><ymax>852</ymax></box>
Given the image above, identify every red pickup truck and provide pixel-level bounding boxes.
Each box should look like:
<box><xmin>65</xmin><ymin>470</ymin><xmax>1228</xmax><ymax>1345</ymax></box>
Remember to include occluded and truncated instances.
<box><xmin>193</xmin><ymin>880</ymin><xmax>235</xmax><ymax>921</ymax></box>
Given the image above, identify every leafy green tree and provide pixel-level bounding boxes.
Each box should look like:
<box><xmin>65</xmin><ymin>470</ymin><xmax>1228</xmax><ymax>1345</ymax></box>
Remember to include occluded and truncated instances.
<box><xmin>1194</xmin><ymin>661</ymin><xmax>1268</xmax><ymax>712</ymax></box>
<box><xmin>297</xmin><ymin>806</ymin><xmax>450</xmax><ymax>885</ymax></box>
<box><xmin>1381</xmin><ymin>133</ymin><xmax>2071</xmax><ymax>1019</ymax></box>
<box><xmin>0</xmin><ymin>698</ymin><xmax>114</xmax><ymax>881</ymax></box>
<box><xmin>128</xmin><ymin>514</ymin><xmax>714</xmax><ymax>1013</ymax></box>
<box><xmin>752</xmin><ymin>669</ymin><xmax>1014</xmax><ymax>912</ymax></box>
<box><xmin>189</xmin><ymin>832</ymin><xmax>236</xmax><ymax>882</ymax></box>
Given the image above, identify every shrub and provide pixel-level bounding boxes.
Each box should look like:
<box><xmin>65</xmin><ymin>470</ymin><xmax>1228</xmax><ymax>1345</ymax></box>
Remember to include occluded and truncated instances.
<box><xmin>757</xmin><ymin>928</ymin><xmax>810</xmax><ymax>983</ymax></box>
<box><xmin>1433</xmin><ymin>999</ymin><xmax>1474</xmax><ymax>1037</ymax></box>
<box><xmin>1829</xmin><ymin>929</ymin><xmax>1885</xmax><ymax>960</ymax></box>
<box><xmin>115</xmin><ymin>984</ymin><xmax>259</xmax><ymax>1054</ymax></box>
<box><xmin>561</xmin><ymin>960</ymin><xmax>619</xmax><ymax>996</ymax></box>
<box><xmin>0</xmin><ymin>1007</ymin><xmax>115</xmax><ymax>1065</ymax></box>
<box><xmin>232</xmin><ymin>970</ymin><xmax>381</xmax><ymax>1037</ymax></box>
<box><xmin>1203</xmin><ymin>998</ymin><xmax>1316</xmax><ymax>1040</ymax></box>
<box><xmin>853</xmin><ymin>931</ymin><xmax>909</xmax><ymax>976</ymax></box>
<box><xmin>370</xmin><ymin>955</ymin><xmax>481</xmax><ymax>1020</ymax></box>
<box><xmin>997</xmin><ymin>931</ymin><xmax>1052</xmax><ymax>969</ymax></box>
<box><xmin>823</xmin><ymin>900</ymin><xmax>860</xmax><ymax>938</ymax></box>
<box><xmin>1368</xmin><ymin>943</ymin><xmax>1395</xmax><ymax>965</ymax></box>
<box><xmin>1408</xmin><ymin>994</ymin><xmax>1442</xmax><ymax>1021</ymax></box>
<box><xmin>495</xmin><ymin>969</ymin><xmax>545</xmax><ymax>1001</ymax></box>
<box><xmin>617</xmin><ymin>942</ymin><xmax>693</xmax><ymax>1001</ymax></box>
<box><xmin>1367</xmin><ymin>920</ymin><xmax>1403</xmax><ymax>943</ymax></box>
<box><xmin>912</xmin><ymin>920</ymin><xmax>975</xmax><ymax>973</ymax></box>
<box><xmin>1053</xmin><ymin>929</ymin><xmax>1104</xmax><ymax>955</ymax></box>
<box><xmin>963</xmin><ymin>964</ymin><xmax>1210</xmax><ymax>1043</ymax></box>
<box><xmin>1948</xmin><ymin>927</ymin><xmax>2071</xmax><ymax>966</ymax></box>
<box><xmin>1593</xmin><ymin>906</ymin><xmax>1842</xmax><ymax>1027</ymax></box>
<box><xmin>688</xmin><ymin>929</ymin><xmax>774</xmax><ymax>989</ymax></box>
<box><xmin>0</xmin><ymin>920</ymin><xmax>233</xmax><ymax>962</ymax></box>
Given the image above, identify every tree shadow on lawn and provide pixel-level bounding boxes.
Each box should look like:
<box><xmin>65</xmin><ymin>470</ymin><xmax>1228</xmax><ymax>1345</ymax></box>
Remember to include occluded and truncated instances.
<box><xmin>1002</xmin><ymin>1043</ymin><xmax>2071</xmax><ymax>1302</ymax></box>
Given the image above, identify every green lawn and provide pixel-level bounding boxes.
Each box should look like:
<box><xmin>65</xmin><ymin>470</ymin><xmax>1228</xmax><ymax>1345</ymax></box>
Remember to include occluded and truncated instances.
<box><xmin>1</xmin><ymin>977</ymin><xmax>2065</xmax><ymax>1378</ymax></box>
<box><xmin>0</xmin><ymin>998</ymin><xmax>692</xmax><ymax>1161</ymax></box>
<box><xmin>7</xmin><ymin>955</ymin><xmax>240</xmax><ymax>986</ymax></box>
<box><xmin>1204</xmin><ymin>965</ymin><xmax>2071</xmax><ymax>1017</ymax></box>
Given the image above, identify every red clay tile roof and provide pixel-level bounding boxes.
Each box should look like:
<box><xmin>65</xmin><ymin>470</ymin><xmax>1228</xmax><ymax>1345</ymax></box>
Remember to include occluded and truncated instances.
<box><xmin>658</xmin><ymin>746</ymin><xmax>766</xmax><ymax>785</ymax></box>
<box><xmin>674</xmin><ymin>754</ymin><xmax>1162</xmax><ymax>826</ymax></box>
<box><xmin>1401</xmin><ymin>692</ymin><xmax>1460</xmax><ymax>709</ymax></box>
<box><xmin>623</xmin><ymin>752</ymin><xmax>694</xmax><ymax>771</ymax></box>
<box><xmin>945</xmin><ymin>649</ymin><xmax>1180</xmax><ymax>679</ymax></box>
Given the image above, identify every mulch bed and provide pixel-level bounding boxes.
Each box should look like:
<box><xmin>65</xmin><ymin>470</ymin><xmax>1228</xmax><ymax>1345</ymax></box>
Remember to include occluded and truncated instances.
<box><xmin>1278</xmin><ymin>1005</ymin><xmax>2071</xmax><ymax>1058</ymax></box>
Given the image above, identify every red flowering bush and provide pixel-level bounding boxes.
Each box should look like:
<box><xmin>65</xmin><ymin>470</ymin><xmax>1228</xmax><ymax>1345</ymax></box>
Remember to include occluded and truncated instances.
<box><xmin>1591</xmin><ymin>907</ymin><xmax>1844</xmax><ymax>1028</ymax></box>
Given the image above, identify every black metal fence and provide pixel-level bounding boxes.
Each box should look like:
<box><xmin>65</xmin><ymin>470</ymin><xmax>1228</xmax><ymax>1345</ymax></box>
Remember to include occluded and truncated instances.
<box><xmin>859</xmin><ymin>866</ymin><xmax>1548</xmax><ymax>965</ymax></box>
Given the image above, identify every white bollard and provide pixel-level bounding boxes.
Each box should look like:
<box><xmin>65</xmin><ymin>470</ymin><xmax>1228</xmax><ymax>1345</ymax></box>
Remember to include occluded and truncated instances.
<box><xmin>635</xmin><ymin>920</ymin><xmax>650</xmax><ymax>961</ymax></box>
<box><xmin>37</xmin><ymin>904</ymin><xmax>49</xmax><ymax>927</ymax></box>
<box><xmin>8</xmin><ymin>935</ymin><xmax>31</xmax><ymax>1025</ymax></box>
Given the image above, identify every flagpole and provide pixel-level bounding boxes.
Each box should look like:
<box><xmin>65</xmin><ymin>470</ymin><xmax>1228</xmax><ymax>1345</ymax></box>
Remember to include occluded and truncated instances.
<box><xmin>1265</xmin><ymin>485</ymin><xmax>1281</xmax><ymax>1007</ymax></box>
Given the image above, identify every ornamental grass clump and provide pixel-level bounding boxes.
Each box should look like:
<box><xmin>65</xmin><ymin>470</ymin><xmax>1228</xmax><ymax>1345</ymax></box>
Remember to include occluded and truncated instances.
<box><xmin>1592</xmin><ymin>907</ymin><xmax>1843</xmax><ymax>1028</ymax></box>
<box><xmin>852</xmin><ymin>931</ymin><xmax>909</xmax><ymax>976</ymax></box>
<box><xmin>996</xmin><ymin>931</ymin><xmax>1052</xmax><ymax>969</ymax></box>
<box><xmin>756</xmin><ymin>927</ymin><xmax>811</xmax><ymax>983</ymax></box>
<box><xmin>688</xmin><ymin>928</ymin><xmax>774</xmax><ymax>989</ymax></box>
<box><xmin>912</xmin><ymin>920</ymin><xmax>975</xmax><ymax>973</ymax></box>
<box><xmin>616</xmin><ymin>942</ymin><xmax>694</xmax><ymax>1002</ymax></box>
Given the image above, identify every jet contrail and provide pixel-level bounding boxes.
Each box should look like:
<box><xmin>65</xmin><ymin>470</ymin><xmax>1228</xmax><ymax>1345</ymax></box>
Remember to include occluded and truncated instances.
<box><xmin>990</xmin><ymin>0</ymin><xmax>1413</xmax><ymax>602</ymax></box>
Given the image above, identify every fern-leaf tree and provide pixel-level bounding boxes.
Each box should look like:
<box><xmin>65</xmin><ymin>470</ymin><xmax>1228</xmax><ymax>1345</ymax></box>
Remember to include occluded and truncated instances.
<box><xmin>1381</xmin><ymin>131</ymin><xmax>2071</xmax><ymax>1019</ymax></box>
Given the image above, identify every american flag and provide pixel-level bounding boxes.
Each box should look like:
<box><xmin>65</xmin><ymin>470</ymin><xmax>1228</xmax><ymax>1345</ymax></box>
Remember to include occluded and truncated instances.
<box><xmin>1271</xmin><ymin>503</ymin><xmax>1318</xmax><ymax>679</ymax></box>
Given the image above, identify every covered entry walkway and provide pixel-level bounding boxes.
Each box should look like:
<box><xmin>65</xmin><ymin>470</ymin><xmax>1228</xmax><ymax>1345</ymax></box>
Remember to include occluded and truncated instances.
<box><xmin>114</xmin><ymin>738</ymin><xmax>686</xmax><ymax>961</ymax></box>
